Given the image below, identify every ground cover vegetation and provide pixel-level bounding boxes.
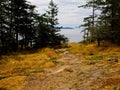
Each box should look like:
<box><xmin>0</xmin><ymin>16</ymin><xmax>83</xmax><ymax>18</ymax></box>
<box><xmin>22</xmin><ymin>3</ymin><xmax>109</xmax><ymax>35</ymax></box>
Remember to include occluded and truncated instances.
<box><xmin>0</xmin><ymin>47</ymin><xmax>58</xmax><ymax>90</ymax></box>
<box><xmin>0</xmin><ymin>43</ymin><xmax>120</xmax><ymax>89</ymax></box>
<box><xmin>68</xmin><ymin>42</ymin><xmax>120</xmax><ymax>89</ymax></box>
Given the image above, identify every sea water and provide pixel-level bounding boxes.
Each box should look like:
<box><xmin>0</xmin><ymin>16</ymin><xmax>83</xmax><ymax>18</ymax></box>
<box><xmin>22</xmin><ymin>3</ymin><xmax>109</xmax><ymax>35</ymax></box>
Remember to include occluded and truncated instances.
<box><xmin>59</xmin><ymin>28</ymin><xmax>83</xmax><ymax>42</ymax></box>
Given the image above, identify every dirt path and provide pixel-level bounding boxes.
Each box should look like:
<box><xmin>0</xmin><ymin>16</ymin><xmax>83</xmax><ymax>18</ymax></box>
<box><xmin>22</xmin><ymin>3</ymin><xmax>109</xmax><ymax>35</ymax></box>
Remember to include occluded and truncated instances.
<box><xmin>21</xmin><ymin>49</ymin><xmax>82</xmax><ymax>90</ymax></box>
<box><xmin>21</xmin><ymin>49</ymin><xmax>109</xmax><ymax>90</ymax></box>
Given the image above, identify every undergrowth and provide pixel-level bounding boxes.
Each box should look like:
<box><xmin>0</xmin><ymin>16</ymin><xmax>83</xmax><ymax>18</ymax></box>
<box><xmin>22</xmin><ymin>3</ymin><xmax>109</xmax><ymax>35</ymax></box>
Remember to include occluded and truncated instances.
<box><xmin>0</xmin><ymin>47</ymin><xmax>58</xmax><ymax>90</ymax></box>
<box><xmin>68</xmin><ymin>42</ymin><xmax>120</xmax><ymax>89</ymax></box>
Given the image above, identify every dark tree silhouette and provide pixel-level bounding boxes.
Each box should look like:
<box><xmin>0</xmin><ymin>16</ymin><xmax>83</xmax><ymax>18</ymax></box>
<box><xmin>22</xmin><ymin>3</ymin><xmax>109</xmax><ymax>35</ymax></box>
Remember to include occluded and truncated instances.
<box><xmin>0</xmin><ymin>0</ymin><xmax>68</xmax><ymax>54</ymax></box>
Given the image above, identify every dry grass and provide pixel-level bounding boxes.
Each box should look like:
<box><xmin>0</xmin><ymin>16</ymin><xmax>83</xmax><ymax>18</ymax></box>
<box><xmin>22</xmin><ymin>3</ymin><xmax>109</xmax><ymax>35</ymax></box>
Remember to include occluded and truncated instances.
<box><xmin>68</xmin><ymin>42</ymin><xmax>120</xmax><ymax>58</ymax></box>
<box><xmin>101</xmin><ymin>75</ymin><xmax>120</xmax><ymax>89</ymax></box>
<box><xmin>0</xmin><ymin>47</ymin><xmax>58</xmax><ymax>90</ymax></box>
<box><xmin>0</xmin><ymin>76</ymin><xmax>26</xmax><ymax>90</ymax></box>
<box><xmin>1</xmin><ymin>42</ymin><xmax>120</xmax><ymax>89</ymax></box>
<box><xmin>68</xmin><ymin>42</ymin><xmax>120</xmax><ymax>89</ymax></box>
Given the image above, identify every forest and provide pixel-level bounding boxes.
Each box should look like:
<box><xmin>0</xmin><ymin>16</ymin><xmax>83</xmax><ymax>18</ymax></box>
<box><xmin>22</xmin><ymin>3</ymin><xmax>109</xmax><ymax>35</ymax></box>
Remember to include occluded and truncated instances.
<box><xmin>1</xmin><ymin>0</ymin><xmax>120</xmax><ymax>54</ymax></box>
<box><xmin>80</xmin><ymin>0</ymin><xmax>120</xmax><ymax>46</ymax></box>
<box><xmin>0</xmin><ymin>0</ymin><xmax>68</xmax><ymax>54</ymax></box>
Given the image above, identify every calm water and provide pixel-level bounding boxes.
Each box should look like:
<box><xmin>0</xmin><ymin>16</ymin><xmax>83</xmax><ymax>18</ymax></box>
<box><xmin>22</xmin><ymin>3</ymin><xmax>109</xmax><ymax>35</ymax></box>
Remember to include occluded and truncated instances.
<box><xmin>59</xmin><ymin>28</ymin><xmax>83</xmax><ymax>42</ymax></box>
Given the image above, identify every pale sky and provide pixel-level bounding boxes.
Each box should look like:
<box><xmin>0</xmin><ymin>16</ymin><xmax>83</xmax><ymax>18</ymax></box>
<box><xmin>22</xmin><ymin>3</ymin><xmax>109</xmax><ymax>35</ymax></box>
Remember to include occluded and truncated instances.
<box><xmin>26</xmin><ymin>0</ymin><xmax>92</xmax><ymax>42</ymax></box>
<box><xmin>27</xmin><ymin>0</ymin><xmax>92</xmax><ymax>28</ymax></box>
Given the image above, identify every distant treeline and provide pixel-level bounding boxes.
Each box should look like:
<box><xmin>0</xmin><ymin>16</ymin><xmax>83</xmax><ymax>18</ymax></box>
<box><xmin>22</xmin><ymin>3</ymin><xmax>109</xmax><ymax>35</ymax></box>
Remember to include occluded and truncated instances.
<box><xmin>0</xmin><ymin>0</ymin><xmax>68</xmax><ymax>54</ymax></box>
<box><xmin>79</xmin><ymin>0</ymin><xmax>120</xmax><ymax>46</ymax></box>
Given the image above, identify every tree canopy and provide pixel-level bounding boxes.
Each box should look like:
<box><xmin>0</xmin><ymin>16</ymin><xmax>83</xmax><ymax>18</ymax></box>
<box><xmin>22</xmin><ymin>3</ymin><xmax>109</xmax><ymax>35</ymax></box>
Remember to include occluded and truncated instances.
<box><xmin>0</xmin><ymin>0</ymin><xmax>68</xmax><ymax>54</ymax></box>
<box><xmin>79</xmin><ymin>0</ymin><xmax>120</xmax><ymax>46</ymax></box>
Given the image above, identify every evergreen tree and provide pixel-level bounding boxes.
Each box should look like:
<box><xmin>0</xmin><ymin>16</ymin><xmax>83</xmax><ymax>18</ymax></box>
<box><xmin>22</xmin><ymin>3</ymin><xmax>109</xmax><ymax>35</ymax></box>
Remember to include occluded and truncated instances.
<box><xmin>0</xmin><ymin>0</ymin><xmax>14</xmax><ymax>52</ymax></box>
<box><xmin>100</xmin><ymin>0</ymin><xmax>120</xmax><ymax>43</ymax></box>
<box><xmin>46</xmin><ymin>0</ymin><xmax>68</xmax><ymax>46</ymax></box>
<box><xmin>0</xmin><ymin>0</ymin><xmax>68</xmax><ymax>54</ymax></box>
<box><xmin>79</xmin><ymin>0</ymin><xmax>120</xmax><ymax>45</ymax></box>
<box><xmin>78</xmin><ymin>0</ymin><xmax>101</xmax><ymax>42</ymax></box>
<box><xmin>34</xmin><ymin>14</ymin><xmax>52</xmax><ymax>47</ymax></box>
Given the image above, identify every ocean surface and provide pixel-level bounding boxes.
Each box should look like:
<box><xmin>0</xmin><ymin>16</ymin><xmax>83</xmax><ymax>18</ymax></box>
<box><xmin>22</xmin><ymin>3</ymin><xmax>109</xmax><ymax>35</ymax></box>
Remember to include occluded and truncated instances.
<box><xmin>59</xmin><ymin>28</ymin><xmax>83</xmax><ymax>42</ymax></box>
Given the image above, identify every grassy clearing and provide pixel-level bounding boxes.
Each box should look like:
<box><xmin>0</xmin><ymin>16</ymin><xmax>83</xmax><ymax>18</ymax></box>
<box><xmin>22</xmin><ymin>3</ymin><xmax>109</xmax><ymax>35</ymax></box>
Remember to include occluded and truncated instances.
<box><xmin>68</xmin><ymin>42</ymin><xmax>120</xmax><ymax>89</ymax></box>
<box><xmin>68</xmin><ymin>42</ymin><xmax>120</xmax><ymax>61</ymax></box>
<box><xmin>0</xmin><ymin>47</ymin><xmax>58</xmax><ymax>90</ymax></box>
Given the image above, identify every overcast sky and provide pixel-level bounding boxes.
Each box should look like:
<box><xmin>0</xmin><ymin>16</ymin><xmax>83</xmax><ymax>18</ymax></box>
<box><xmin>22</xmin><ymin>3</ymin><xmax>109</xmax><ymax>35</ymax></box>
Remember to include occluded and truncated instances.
<box><xmin>26</xmin><ymin>0</ymin><xmax>92</xmax><ymax>42</ymax></box>
<box><xmin>27</xmin><ymin>0</ymin><xmax>92</xmax><ymax>28</ymax></box>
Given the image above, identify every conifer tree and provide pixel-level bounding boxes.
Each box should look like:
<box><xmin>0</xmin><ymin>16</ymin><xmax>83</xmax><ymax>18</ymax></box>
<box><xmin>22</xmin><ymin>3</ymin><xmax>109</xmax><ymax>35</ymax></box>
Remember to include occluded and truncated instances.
<box><xmin>46</xmin><ymin>0</ymin><xmax>68</xmax><ymax>46</ymax></box>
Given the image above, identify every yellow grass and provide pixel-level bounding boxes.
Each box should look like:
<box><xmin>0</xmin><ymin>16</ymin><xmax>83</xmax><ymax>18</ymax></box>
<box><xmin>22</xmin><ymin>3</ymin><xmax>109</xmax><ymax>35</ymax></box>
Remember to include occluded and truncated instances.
<box><xmin>69</xmin><ymin>42</ymin><xmax>120</xmax><ymax>56</ymax></box>
<box><xmin>0</xmin><ymin>47</ymin><xmax>58</xmax><ymax>90</ymax></box>
<box><xmin>1</xmin><ymin>42</ymin><xmax>120</xmax><ymax>89</ymax></box>
<box><xmin>0</xmin><ymin>76</ymin><xmax>26</xmax><ymax>90</ymax></box>
<box><xmin>68</xmin><ymin>42</ymin><xmax>120</xmax><ymax>89</ymax></box>
<box><xmin>69</xmin><ymin>42</ymin><xmax>120</xmax><ymax>66</ymax></box>
<box><xmin>101</xmin><ymin>75</ymin><xmax>120</xmax><ymax>89</ymax></box>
